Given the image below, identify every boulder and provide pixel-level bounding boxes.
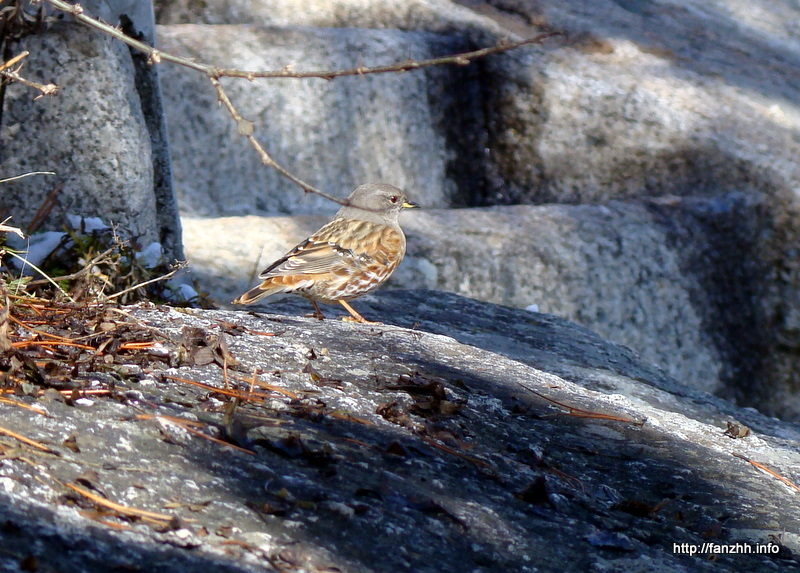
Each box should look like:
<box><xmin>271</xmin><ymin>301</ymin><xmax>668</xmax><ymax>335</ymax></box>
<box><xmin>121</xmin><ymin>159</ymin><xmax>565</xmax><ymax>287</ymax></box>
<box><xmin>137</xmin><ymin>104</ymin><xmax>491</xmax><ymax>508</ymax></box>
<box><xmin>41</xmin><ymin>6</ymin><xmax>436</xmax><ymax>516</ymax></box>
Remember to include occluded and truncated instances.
<box><xmin>0</xmin><ymin>292</ymin><xmax>799</xmax><ymax>571</ymax></box>
<box><xmin>156</xmin><ymin>24</ymin><xmax>484</xmax><ymax>215</ymax></box>
<box><xmin>183</xmin><ymin>191</ymin><xmax>800</xmax><ymax>418</ymax></box>
<box><xmin>154</xmin><ymin>0</ymin><xmax>502</xmax><ymax>35</ymax></box>
<box><xmin>154</xmin><ymin>0</ymin><xmax>800</xmax><ymax>203</ymax></box>
<box><xmin>158</xmin><ymin>0</ymin><xmax>800</xmax><ymax>420</ymax></box>
<box><xmin>0</xmin><ymin>11</ymin><xmax>183</xmax><ymax>260</ymax></box>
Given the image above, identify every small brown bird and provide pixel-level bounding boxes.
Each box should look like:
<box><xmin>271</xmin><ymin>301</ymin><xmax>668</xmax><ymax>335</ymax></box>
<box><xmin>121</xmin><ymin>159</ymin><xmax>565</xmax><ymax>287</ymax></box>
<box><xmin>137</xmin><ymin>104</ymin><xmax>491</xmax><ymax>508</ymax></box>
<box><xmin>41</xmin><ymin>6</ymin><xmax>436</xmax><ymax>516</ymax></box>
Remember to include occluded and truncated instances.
<box><xmin>233</xmin><ymin>183</ymin><xmax>419</xmax><ymax>323</ymax></box>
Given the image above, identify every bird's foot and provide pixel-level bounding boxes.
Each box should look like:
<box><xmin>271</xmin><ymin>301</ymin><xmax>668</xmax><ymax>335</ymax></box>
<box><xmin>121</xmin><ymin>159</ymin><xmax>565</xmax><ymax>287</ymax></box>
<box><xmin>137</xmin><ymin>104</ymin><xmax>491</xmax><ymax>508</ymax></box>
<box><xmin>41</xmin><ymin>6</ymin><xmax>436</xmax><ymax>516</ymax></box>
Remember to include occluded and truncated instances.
<box><xmin>341</xmin><ymin>316</ymin><xmax>382</xmax><ymax>325</ymax></box>
<box><xmin>337</xmin><ymin>300</ymin><xmax>380</xmax><ymax>324</ymax></box>
<box><xmin>308</xmin><ymin>300</ymin><xmax>326</xmax><ymax>320</ymax></box>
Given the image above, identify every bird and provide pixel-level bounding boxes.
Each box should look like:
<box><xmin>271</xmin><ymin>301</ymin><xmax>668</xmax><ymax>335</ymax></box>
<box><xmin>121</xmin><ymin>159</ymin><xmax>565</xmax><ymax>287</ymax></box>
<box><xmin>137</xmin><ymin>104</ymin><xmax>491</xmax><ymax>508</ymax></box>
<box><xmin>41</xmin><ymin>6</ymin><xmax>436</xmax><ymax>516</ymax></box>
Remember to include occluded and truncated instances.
<box><xmin>232</xmin><ymin>183</ymin><xmax>420</xmax><ymax>323</ymax></box>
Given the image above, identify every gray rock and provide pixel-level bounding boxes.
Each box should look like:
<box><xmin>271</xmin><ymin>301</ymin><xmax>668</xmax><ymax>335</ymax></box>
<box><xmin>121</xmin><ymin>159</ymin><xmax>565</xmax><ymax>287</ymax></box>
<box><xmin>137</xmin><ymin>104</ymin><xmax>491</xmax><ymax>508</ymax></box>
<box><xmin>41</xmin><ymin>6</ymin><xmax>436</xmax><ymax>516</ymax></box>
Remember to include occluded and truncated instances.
<box><xmin>465</xmin><ymin>0</ymin><xmax>800</xmax><ymax>422</ymax></box>
<box><xmin>1</xmin><ymin>23</ymin><xmax>153</xmax><ymax>240</ymax></box>
<box><xmin>480</xmin><ymin>33</ymin><xmax>800</xmax><ymax>205</ymax></box>
<box><xmin>161</xmin><ymin>0</ymin><xmax>800</xmax><ymax>422</ymax></box>
<box><xmin>182</xmin><ymin>190</ymin><xmax>800</xmax><ymax>419</ymax></box>
<box><xmin>0</xmin><ymin>292</ymin><xmax>799</xmax><ymax>571</ymax></box>
<box><xmin>155</xmin><ymin>0</ymin><xmax>800</xmax><ymax>202</ymax></box>
<box><xmin>156</xmin><ymin>24</ymin><xmax>484</xmax><ymax>215</ymax></box>
<box><xmin>80</xmin><ymin>1</ymin><xmax>157</xmax><ymax>41</ymax></box>
<box><xmin>180</xmin><ymin>200</ymin><xmax>732</xmax><ymax>407</ymax></box>
<box><xmin>154</xmin><ymin>0</ymin><xmax>503</xmax><ymax>36</ymax></box>
<box><xmin>454</xmin><ymin>1</ymin><xmax>800</xmax><ymax>421</ymax></box>
<box><xmin>0</xmin><ymin>17</ymin><xmax>183</xmax><ymax>260</ymax></box>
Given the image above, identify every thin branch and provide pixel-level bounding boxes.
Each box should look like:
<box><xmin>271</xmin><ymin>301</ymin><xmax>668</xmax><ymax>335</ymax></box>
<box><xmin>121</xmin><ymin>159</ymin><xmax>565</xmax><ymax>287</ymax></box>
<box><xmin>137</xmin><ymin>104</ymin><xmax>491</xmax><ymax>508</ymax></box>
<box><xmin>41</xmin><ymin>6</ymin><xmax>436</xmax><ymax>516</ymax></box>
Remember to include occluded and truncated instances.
<box><xmin>207</xmin><ymin>77</ymin><xmax>341</xmax><ymax>202</ymax></box>
<box><xmin>0</xmin><ymin>423</ymin><xmax>58</xmax><ymax>454</ymax></box>
<box><xmin>3</xmin><ymin>250</ymin><xmax>75</xmax><ymax>302</ymax></box>
<box><xmin>43</xmin><ymin>0</ymin><xmax>559</xmax><ymax>203</ymax></box>
<box><xmin>24</xmin><ymin>244</ymin><xmax>119</xmax><ymax>286</ymax></box>
<box><xmin>0</xmin><ymin>51</ymin><xmax>29</xmax><ymax>72</ymax></box>
<box><xmin>0</xmin><ymin>51</ymin><xmax>60</xmax><ymax>98</ymax></box>
<box><xmin>0</xmin><ymin>396</ymin><xmax>50</xmax><ymax>417</ymax></box>
<box><xmin>63</xmin><ymin>481</ymin><xmax>178</xmax><ymax>523</ymax></box>
<box><xmin>227</xmin><ymin>34</ymin><xmax>563</xmax><ymax>80</ymax></box>
<box><xmin>0</xmin><ymin>218</ymin><xmax>25</xmax><ymax>239</ymax></box>
<box><xmin>0</xmin><ymin>68</ymin><xmax>61</xmax><ymax>98</ymax></box>
<box><xmin>733</xmin><ymin>453</ymin><xmax>800</xmax><ymax>493</ymax></box>
<box><xmin>44</xmin><ymin>0</ymin><xmax>209</xmax><ymax>73</ymax></box>
<box><xmin>136</xmin><ymin>414</ymin><xmax>256</xmax><ymax>456</ymax></box>
<box><xmin>45</xmin><ymin>0</ymin><xmax>560</xmax><ymax>80</ymax></box>
<box><xmin>515</xmin><ymin>379</ymin><xmax>646</xmax><ymax>425</ymax></box>
<box><xmin>0</xmin><ymin>171</ymin><xmax>56</xmax><ymax>184</ymax></box>
<box><xmin>105</xmin><ymin>260</ymin><xmax>188</xmax><ymax>300</ymax></box>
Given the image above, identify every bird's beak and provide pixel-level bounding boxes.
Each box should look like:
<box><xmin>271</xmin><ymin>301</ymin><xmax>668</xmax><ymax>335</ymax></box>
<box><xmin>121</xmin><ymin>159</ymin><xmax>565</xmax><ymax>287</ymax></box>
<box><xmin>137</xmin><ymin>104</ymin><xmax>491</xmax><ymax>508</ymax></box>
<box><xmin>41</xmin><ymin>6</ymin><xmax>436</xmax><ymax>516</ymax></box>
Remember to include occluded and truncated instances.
<box><xmin>402</xmin><ymin>200</ymin><xmax>420</xmax><ymax>209</ymax></box>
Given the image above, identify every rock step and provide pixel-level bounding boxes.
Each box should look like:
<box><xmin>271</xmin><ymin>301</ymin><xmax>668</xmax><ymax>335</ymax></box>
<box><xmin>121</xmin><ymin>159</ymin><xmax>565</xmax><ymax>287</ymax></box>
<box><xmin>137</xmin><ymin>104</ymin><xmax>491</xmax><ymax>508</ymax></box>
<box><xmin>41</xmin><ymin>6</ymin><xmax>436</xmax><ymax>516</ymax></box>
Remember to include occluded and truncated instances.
<box><xmin>183</xmin><ymin>194</ymin><xmax>780</xmax><ymax>416</ymax></box>
<box><xmin>3</xmin><ymin>294</ymin><xmax>800</xmax><ymax>570</ymax></box>
<box><xmin>157</xmin><ymin>24</ymin><xmax>487</xmax><ymax>215</ymax></box>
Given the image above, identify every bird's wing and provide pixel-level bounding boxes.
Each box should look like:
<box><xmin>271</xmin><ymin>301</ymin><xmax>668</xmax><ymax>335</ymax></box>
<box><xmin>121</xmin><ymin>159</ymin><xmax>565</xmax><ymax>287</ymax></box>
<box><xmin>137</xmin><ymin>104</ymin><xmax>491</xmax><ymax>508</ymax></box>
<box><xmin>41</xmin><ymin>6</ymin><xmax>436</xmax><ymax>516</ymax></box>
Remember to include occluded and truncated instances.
<box><xmin>257</xmin><ymin>218</ymin><xmax>404</xmax><ymax>279</ymax></box>
<box><xmin>259</xmin><ymin>238</ymin><xmax>359</xmax><ymax>278</ymax></box>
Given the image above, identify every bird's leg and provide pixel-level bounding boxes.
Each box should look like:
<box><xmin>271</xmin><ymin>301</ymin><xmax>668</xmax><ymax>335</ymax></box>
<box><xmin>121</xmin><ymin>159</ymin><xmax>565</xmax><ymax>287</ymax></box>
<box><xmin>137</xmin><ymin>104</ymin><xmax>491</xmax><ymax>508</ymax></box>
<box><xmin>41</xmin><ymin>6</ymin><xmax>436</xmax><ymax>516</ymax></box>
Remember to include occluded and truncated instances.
<box><xmin>309</xmin><ymin>300</ymin><xmax>326</xmax><ymax>320</ymax></box>
<box><xmin>338</xmin><ymin>300</ymin><xmax>380</xmax><ymax>324</ymax></box>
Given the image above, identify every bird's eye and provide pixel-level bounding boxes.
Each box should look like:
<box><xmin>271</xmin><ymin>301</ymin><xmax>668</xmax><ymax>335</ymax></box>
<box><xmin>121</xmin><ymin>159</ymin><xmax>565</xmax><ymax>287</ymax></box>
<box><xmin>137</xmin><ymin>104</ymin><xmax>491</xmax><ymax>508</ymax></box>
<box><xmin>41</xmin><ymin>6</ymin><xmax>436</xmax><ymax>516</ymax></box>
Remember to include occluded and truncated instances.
<box><xmin>389</xmin><ymin>196</ymin><xmax>399</xmax><ymax>204</ymax></box>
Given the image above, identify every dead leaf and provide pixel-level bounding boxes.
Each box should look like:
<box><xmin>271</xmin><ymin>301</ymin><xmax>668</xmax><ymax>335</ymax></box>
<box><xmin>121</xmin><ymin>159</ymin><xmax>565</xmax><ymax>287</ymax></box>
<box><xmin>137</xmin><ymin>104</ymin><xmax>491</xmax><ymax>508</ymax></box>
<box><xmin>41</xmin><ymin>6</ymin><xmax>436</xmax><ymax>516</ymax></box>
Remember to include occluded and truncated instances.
<box><xmin>723</xmin><ymin>421</ymin><xmax>751</xmax><ymax>439</ymax></box>
<box><xmin>179</xmin><ymin>327</ymin><xmax>239</xmax><ymax>368</ymax></box>
<box><xmin>62</xmin><ymin>434</ymin><xmax>80</xmax><ymax>453</ymax></box>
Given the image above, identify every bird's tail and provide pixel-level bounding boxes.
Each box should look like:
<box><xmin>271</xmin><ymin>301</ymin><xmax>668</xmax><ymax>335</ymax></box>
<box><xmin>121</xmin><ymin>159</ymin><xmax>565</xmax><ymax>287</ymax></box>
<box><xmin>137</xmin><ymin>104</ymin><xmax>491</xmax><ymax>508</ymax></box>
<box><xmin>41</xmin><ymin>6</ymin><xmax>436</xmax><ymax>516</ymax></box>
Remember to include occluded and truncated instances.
<box><xmin>232</xmin><ymin>281</ymin><xmax>283</xmax><ymax>305</ymax></box>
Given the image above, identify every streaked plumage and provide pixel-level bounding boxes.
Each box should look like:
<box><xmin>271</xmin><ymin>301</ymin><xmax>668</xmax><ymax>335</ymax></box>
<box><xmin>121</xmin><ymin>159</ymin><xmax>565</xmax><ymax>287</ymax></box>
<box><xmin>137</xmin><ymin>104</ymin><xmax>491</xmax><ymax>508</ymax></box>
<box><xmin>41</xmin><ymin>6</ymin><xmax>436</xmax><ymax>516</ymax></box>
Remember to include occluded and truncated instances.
<box><xmin>233</xmin><ymin>183</ymin><xmax>419</xmax><ymax>323</ymax></box>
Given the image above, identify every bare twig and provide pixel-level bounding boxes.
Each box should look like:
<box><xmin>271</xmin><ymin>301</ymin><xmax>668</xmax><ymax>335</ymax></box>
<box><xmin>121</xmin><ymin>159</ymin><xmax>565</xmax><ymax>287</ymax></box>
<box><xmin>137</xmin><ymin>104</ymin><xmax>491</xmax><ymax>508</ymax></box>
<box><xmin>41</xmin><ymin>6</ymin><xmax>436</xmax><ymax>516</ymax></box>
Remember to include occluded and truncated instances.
<box><xmin>0</xmin><ymin>171</ymin><xmax>56</xmax><ymax>185</ymax></box>
<box><xmin>0</xmin><ymin>293</ymin><xmax>10</xmax><ymax>353</ymax></box>
<box><xmin>0</xmin><ymin>51</ymin><xmax>29</xmax><ymax>72</ymax></box>
<box><xmin>63</xmin><ymin>481</ymin><xmax>178</xmax><ymax>523</ymax></box>
<box><xmin>231</xmin><ymin>372</ymin><xmax>298</xmax><ymax>399</ymax></box>
<box><xmin>136</xmin><ymin>414</ymin><xmax>256</xmax><ymax>456</ymax></box>
<box><xmin>515</xmin><ymin>379</ymin><xmax>646</xmax><ymax>425</ymax></box>
<box><xmin>162</xmin><ymin>373</ymin><xmax>273</xmax><ymax>401</ymax></box>
<box><xmin>207</xmin><ymin>77</ymin><xmax>343</xmax><ymax>202</ymax></box>
<box><xmin>4</xmin><ymin>250</ymin><xmax>75</xmax><ymax>302</ymax></box>
<box><xmin>418</xmin><ymin>434</ymin><xmax>492</xmax><ymax>469</ymax></box>
<box><xmin>45</xmin><ymin>0</ymin><xmax>559</xmax><ymax>80</ymax></box>
<box><xmin>238</xmin><ymin>34</ymin><xmax>562</xmax><ymax>80</ymax></box>
<box><xmin>0</xmin><ymin>218</ymin><xmax>25</xmax><ymax>239</ymax></box>
<box><xmin>0</xmin><ymin>51</ymin><xmax>61</xmax><ymax>98</ymax></box>
<box><xmin>0</xmin><ymin>68</ymin><xmax>61</xmax><ymax>98</ymax></box>
<box><xmin>0</xmin><ymin>423</ymin><xmax>58</xmax><ymax>454</ymax></box>
<box><xmin>0</xmin><ymin>396</ymin><xmax>50</xmax><ymax>417</ymax></box>
<box><xmin>26</xmin><ymin>185</ymin><xmax>61</xmax><ymax>233</ymax></box>
<box><xmin>733</xmin><ymin>453</ymin><xmax>800</xmax><ymax>493</ymax></box>
<box><xmin>43</xmin><ymin>0</ymin><xmax>559</xmax><ymax>204</ymax></box>
<box><xmin>106</xmin><ymin>260</ymin><xmax>188</xmax><ymax>300</ymax></box>
<box><xmin>24</xmin><ymin>244</ymin><xmax>118</xmax><ymax>286</ymax></box>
